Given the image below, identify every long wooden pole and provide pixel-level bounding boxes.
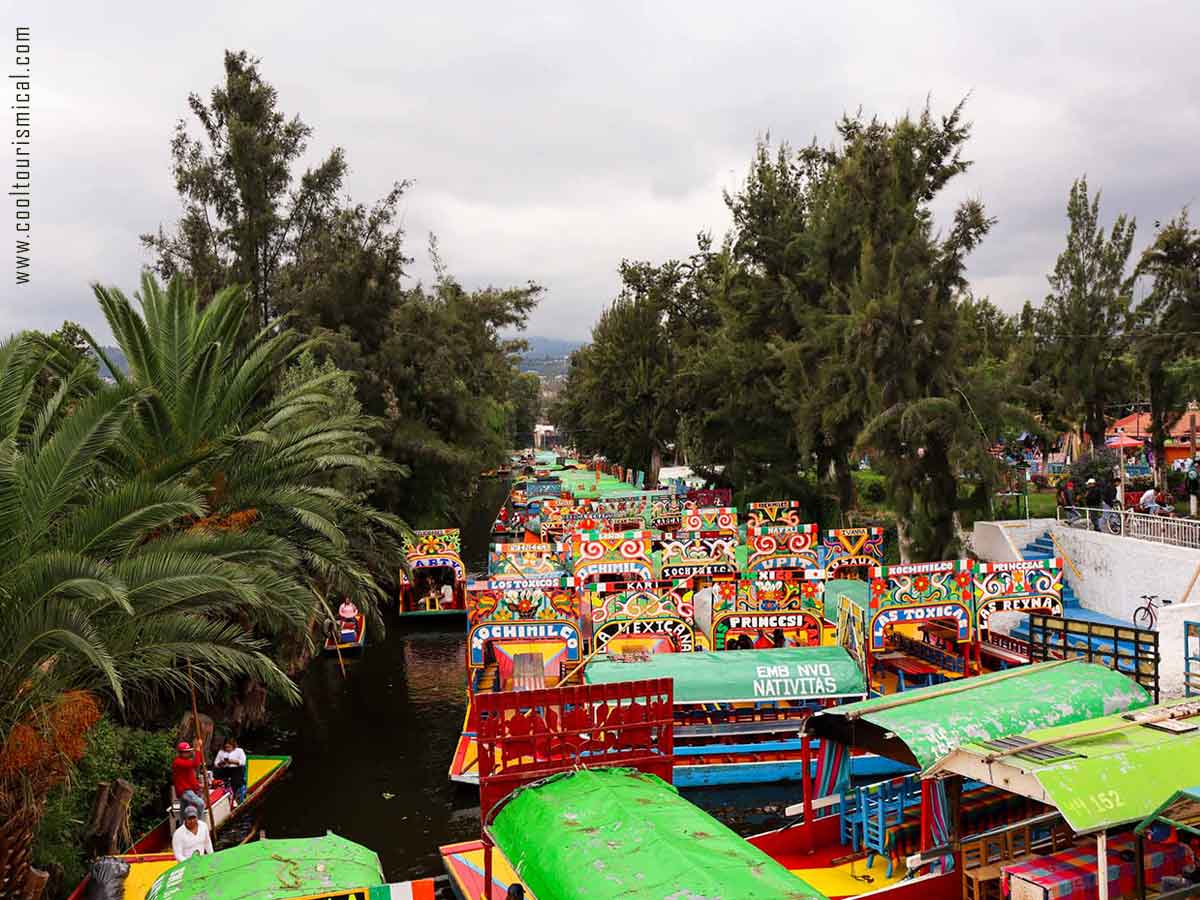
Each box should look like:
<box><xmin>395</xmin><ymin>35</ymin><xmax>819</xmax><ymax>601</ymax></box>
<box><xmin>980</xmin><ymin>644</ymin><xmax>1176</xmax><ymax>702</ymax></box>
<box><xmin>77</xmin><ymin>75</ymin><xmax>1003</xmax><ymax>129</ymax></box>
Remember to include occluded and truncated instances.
<box><xmin>982</xmin><ymin>700</ymin><xmax>1200</xmax><ymax>763</ymax></box>
<box><xmin>1179</xmin><ymin>560</ymin><xmax>1200</xmax><ymax>607</ymax></box>
<box><xmin>185</xmin><ymin>658</ymin><xmax>217</xmax><ymax>836</ymax></box>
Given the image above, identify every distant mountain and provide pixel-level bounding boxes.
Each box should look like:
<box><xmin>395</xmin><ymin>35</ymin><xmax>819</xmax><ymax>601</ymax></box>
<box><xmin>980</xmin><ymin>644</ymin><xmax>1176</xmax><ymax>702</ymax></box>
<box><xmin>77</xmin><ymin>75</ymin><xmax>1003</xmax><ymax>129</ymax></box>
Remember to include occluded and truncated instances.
<box><xmin>520</xmin><ymin>336</ymin><xmax>584</xmax><ymax>361</ymax></box>
<box><xmin>91</xmin><ymin>346</ymin><xmax>129</xmax><ymax>381</ymax></box>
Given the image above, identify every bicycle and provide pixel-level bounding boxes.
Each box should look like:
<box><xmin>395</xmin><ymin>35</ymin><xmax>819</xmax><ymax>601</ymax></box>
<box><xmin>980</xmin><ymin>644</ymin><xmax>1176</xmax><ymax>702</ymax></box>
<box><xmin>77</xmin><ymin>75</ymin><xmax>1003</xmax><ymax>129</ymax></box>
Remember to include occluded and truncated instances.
<box><xmin>1132</xmin><ymin>593</ymin><xmax>1172</xmax><ymax>631</ymax></box>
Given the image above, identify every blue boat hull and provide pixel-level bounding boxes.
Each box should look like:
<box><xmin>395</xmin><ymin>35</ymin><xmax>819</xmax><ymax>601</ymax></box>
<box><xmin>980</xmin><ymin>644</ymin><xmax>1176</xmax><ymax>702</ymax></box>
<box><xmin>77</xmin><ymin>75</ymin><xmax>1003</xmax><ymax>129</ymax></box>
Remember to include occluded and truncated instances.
<box><xmin>673</xmin><ymin>748</ymin><xmax>913</xmax><ymax>788</ymax></box>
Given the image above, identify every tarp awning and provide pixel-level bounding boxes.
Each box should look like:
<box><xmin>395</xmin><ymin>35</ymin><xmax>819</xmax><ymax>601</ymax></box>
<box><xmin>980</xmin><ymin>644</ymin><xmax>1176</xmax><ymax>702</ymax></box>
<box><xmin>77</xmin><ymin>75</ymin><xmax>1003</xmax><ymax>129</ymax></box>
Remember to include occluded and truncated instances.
<box><xmin>585</xmin><ymin>646</ymin><xmax>867</xmax><ymax>703</ymax></box>
<box><xmin>806</xmin><ymin>660</ymin><xmax>1152</xmax><ymax>769</ymax></box>
<box><xmin>929</xmin><ymin>699</ymin><xmax>1200</xmax><ymax>833</ymax></box>
<box><xmin>489</xmin><ymin>768</ymin><xmax>826</xmax><ymax>900</ymax></box>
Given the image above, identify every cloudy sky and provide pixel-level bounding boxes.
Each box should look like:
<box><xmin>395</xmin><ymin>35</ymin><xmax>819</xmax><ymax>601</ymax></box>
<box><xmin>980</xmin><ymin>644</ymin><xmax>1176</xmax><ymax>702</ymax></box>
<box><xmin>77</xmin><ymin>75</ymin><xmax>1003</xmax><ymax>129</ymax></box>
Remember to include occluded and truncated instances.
<box><xmin>5</xmin><ymin>1</ymin><xmax>1199</xmax><ymax>340</ymax></box>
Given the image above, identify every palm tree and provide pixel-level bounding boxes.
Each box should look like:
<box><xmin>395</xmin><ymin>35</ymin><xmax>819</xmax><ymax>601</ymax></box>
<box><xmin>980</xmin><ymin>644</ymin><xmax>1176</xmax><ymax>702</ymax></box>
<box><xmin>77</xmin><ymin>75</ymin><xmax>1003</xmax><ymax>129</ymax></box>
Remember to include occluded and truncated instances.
<box><xmin>0</xmin><ymin>332</ymin><xmax>300</xmax><ymax>827</ymax></box>
<box><xmin>89</xmin><ymin>274</ymin><xmax>405</xmax><ymax>655</ymax></box>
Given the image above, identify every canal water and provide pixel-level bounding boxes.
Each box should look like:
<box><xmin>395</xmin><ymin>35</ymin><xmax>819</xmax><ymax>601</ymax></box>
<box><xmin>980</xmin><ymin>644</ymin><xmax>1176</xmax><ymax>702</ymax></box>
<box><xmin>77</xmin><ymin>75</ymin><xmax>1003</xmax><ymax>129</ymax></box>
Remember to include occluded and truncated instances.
<box><xmin>253</xmin><ymin>478</ymin><xmax>793</xmax><ymax>882</ymax></box>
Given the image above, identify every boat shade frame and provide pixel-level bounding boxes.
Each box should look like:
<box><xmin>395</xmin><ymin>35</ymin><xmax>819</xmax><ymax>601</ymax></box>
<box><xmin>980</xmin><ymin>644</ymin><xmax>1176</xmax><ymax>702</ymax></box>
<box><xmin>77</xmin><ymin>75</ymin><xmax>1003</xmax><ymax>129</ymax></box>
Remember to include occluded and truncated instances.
<box><xmin>1135</xmin><ymin>785</ymin><xmax>1200</xmax><ymax>838</ymax></box>
<box><xmin>929</xmin><ymin>698</ymin><xmax>1200</xmax><ymax>834</ymax></box>
<box><xmin>584</xmin><ymin>646</ymin><xmax>867</xmax><ymax>704</ymax></box>
<box><xmin>804</xmin><ymin>659</ymin><xmax>1152</xmax><ymax>770</ymax></box>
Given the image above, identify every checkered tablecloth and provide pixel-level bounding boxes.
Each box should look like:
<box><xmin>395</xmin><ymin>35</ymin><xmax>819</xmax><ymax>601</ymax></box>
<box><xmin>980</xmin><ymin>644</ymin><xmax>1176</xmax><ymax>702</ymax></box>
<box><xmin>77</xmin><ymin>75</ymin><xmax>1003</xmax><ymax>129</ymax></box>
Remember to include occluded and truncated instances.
<box><xmin>1002</xmin><ymin>834</ymin><xmax>1193</xmax><ymax>899</ymax></box>
<box><xmin>883</xmin><ymin>786</ymin><xmax>1036</xmax><ymax>861</ymax></box>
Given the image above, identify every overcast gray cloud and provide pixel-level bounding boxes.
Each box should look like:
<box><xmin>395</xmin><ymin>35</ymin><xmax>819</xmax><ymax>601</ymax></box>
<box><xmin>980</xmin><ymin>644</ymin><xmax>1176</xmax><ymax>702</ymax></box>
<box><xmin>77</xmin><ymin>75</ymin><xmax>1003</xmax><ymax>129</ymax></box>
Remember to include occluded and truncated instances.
<box><xmin>4</xmin><ymin>0</ymin><xmax>1199</xmax><ymax>340</ymax></box>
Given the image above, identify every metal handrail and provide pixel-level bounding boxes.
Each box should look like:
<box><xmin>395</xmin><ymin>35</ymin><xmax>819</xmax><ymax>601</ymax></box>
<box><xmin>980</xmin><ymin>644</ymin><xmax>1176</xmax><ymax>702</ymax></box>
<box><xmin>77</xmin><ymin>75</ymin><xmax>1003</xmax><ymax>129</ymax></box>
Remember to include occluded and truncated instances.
<box><xmin>1048</xmin><ymin>526</ymin><xmax>1085</xmax><ymax>581</ymax></box>
<box><xmin>1057</xmin><ymin>505</ymin><xmax>1200</xmax><ymax>550</ymax></box>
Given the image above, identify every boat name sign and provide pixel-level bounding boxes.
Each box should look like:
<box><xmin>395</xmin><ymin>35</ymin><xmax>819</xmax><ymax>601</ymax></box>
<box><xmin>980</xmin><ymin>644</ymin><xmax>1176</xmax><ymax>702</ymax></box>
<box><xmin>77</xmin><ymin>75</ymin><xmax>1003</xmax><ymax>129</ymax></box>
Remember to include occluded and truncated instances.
<box><xmin>595</xmin><ymin>617</ymin><xmax>694</xmax><ymax>652</ymax></box>
<box><xmin>870</xmin><ymin>601</ymin><xmax>970</xmax><ymax>649</ymax></box>
<box><xmin>469</xmin><ymin>621</ymin><xmax>581</xmax><ymax>666</ymax></box>
<box><xmin>754</xmin><ymin>662</ymin><xmax>838</xmax><ymax>697</ymax></box>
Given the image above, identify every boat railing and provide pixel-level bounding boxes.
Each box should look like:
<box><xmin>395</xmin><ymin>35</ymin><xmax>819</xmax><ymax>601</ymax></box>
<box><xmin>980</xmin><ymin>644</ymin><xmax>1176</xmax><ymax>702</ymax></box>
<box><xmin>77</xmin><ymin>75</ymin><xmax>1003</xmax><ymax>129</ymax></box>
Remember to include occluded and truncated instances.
<box><xmin>475</xmin><ymin>678</ymin><xmax>675</xmax><ymax>824</ymax></box>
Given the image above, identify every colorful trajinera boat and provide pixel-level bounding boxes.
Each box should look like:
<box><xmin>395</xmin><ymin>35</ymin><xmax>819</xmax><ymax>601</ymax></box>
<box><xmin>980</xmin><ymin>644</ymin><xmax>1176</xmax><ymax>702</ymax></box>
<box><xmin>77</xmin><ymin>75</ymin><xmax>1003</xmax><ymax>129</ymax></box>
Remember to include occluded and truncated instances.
<box><xmin>66</xmin><ymin>756</ymin><xmax>292</xmax><ymax>900</ymax></box>
<box><xmin>454</xmin><ymin>470</ymin><xmax>1075</xmax><ymax>790</ymax></box>
<box><xmin>96</xmin><ymin>832</ymin><xmax>438</xmax><ymax>900</ymax></box>
<box><xmin>583</xmin><ymin>646</ymin><xmax>906</xmax><ymax>786</ymax></box>
<box><xmin>398</xmin><ymin>528</ymin><xmax>467</xmax><ymax>617</ymax></box>
<box><xmin>444</xmin><ymin>658</ymin><xmax>1199</xmax><ymax>900</ymax></box>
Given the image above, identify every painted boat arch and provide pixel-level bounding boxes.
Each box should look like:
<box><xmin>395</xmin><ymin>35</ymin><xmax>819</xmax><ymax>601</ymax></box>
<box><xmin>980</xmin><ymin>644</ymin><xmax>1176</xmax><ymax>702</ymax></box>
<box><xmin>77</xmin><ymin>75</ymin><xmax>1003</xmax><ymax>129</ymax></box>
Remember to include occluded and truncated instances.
<box><xmin>399</xmin><ymin>528</ymin><xmax>467</xmax><ymax>614</ymax></box>
<box><xmin>746</xmin><ymin>525</ymin><xmax>819</xmax><ymax>573</ymax></box>
<box><xmin>821</xmin><ymin>527</ymin><xmax>885</xmax><ymax>575</ymax></box>
<box><xmin>972</xmin><ymin>558</ymin><xmax>1064</xmax><ymax>634</ymax></box>
<box><xmin>570</xmin><ymin>530</ymin><xmax>655</xmax><ymax>587</ymax></box>
<box><xmin>711</xmin><ymin>609</ymin><xmax>824</xmax><ymax>649</ymax></box>
<box><xmin>594</xmin><ymin>615</ymin><xmax>696</xmax><ymax>653</ymax></box>
<box><xmin>655</xmin><ymin>531</ymin><xmax>738</xmax><ymax>580</ymax></box>
<box><xmin>746</xmin><ymin>500</ymin><xmax>804</xmax><ymax>529</ymax></box>
<box><xmin>867</xmin><ymin>560</ymin><xmax>974</xmax><ymax>650</ymax></box>
<box><xmin>467</xmin><ymin>620</ymin><xmax>582</xmax><ymax>668</ymax></box>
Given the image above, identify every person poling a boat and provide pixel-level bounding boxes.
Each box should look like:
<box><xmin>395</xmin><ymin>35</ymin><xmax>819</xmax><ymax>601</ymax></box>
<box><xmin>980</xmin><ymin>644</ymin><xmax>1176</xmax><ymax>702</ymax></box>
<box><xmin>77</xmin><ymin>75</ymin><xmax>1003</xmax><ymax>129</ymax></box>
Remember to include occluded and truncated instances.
<box><xmin>171</xmin><ymin>806</ymin><xmax>213</xmax><ymax>861</ymax></box>
<box><xmin>172</xmin><ymin>738</ymin><xmax>207</xmax><ymax>814</ymax></box>
<box><xmin>337</xmin><ymin>598</ymin><xmax>360</xmax><ymax>640</ymax></box>
<box><xmin>214</xmin><ymin>736</ymin><xmax>247</xmax><ymax>805</ymax></box>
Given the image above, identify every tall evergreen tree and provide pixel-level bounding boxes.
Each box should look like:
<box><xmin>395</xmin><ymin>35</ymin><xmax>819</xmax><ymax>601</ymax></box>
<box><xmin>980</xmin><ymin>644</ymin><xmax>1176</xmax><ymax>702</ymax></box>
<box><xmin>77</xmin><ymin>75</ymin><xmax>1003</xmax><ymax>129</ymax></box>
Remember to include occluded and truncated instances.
<box><xmin>141</xmin><ymin>50</ymin><xmax>357</xmax><ymax>327</ymax></box>
<box><xmin>1044</xmin><ymin>177</ymin><xmax>1137</xmax><ymax>451</ymax></box>
<box><xmin>1133</xmin><ymin>212</ymin><xmax>1200</xmax><ymax>478</ymax></box>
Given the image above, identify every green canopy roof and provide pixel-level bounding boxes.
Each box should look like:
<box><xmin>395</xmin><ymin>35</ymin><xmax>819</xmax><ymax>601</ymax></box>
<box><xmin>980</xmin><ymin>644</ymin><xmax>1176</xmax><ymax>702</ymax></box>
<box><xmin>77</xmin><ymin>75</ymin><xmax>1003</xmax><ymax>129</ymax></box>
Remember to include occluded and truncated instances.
<box><xmin>806</xmin><ymin>659</ymin><xmax>1151</xmax><ymax>770</ymax></box>
<box><xmin>1136</xmin><ymin>785</ymin><xmax>1200</xmax><ymax>837</ymax></box>
<box><xmin>824</xmin><ymin>578</ymin><xmax>869</xmax><ymax>622</ymax></box>
<box><xmin>931</xmin><ymin>698</ymin><xmax>1200</xmax><ymax>834</ymax></box>
<box><xmin>489</xmin><ymin>768</ymin><xmax>825</xmax><ymax>900</ymax></box>
<box><xmin>145</xmin><ymin>833</ymin><xmax>383</xmax><ymax>900</ymax></box>
<box><xmin>585</xmin><ymin>647</ymin><xmax>866</xmax><ymax>703</ymax></box>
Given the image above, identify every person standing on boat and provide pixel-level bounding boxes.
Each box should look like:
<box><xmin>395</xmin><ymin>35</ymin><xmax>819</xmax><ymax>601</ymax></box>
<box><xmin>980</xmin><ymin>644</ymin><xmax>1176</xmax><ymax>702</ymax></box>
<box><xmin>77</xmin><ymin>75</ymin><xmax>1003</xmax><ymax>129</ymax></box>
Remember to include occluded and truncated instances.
<box><xmin>440</xmin><ymin>578</ymin><xmax>455</xmax><ymax>609</ymax></box>
<box><xmin>172</xmin><ymin>739</ymin><xmax>206</xmax><ymax>815</ymax></box>
<box><xmin>172</xmin><ymin>807</ymin><xmax>213</xmax><ymax>861</ymax></box>
<box><xmin>337</xmin><ymin>598</ymin><xmax>360</xmax><ymax>640</ymax></box>
<box><xmin>214</xmin><ymin>736</ymin><xmax>247</xmax><ymax>805</ymax></box>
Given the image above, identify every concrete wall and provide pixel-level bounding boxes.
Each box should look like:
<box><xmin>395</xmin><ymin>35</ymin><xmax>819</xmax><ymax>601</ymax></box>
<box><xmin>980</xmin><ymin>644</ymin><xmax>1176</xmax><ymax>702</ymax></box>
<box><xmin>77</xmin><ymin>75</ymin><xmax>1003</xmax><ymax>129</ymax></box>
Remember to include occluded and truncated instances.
<box><xmin>971</xmin><ymin>518</ymin><xmax>1200</xmax><ymax>697</ymax></box>
<box><xmin>971</xmin><ymin>519</ymin><xmax>1056</xmax><ymax>562</ymax></box>
<box><xmin>1047</xmin><ymin>523</ymin><xmax>1200</xmax><ymax>697</ymax></box>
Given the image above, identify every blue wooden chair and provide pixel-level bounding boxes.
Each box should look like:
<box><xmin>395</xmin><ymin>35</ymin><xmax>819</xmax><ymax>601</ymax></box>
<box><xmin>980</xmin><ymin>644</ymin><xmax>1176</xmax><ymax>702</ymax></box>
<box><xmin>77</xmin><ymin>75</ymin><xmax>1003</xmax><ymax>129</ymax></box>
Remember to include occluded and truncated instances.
<box><xmin>839</xmin><ymin>786</ymin><xmax>862</xmax><ymax>850</ymax></box>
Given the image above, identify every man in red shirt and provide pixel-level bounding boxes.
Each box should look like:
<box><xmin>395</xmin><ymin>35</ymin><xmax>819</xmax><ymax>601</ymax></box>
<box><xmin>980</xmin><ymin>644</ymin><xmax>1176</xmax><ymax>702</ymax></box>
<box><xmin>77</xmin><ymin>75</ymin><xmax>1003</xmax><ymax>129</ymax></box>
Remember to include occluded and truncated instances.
<box><xmin>172</xmin><ymin>739</ymin><xmax>207</xmax><ymax>814</ymax></box>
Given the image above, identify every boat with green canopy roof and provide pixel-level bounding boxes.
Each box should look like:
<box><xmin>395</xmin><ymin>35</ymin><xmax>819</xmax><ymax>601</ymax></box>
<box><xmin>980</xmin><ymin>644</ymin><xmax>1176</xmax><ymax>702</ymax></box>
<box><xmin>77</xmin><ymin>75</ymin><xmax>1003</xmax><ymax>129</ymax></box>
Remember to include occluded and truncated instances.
<box><xmin>805</xmin><ymin>658</ymin><xmax>1152</xmax><ymax>770</ymax></box>
<box><xmin>144</xmin><ymin>833</ymin><xmax>384</xmax><ymax>900</ymax></box>
<box><xmin>488</xmin><ymin>767</ymin><xmax>827</xmax><ymax>900</ymax></box>
<box><xmin>582</xmin><ymin>646</ymin><xmax>914</xmax><ymax>786</ymax></box>
<box><xmin>928</xmin><ymin>697</ymin><xmax>1200</xmax><ymax>835</ymax></box>
<box><xmin>585</xmin><ymin>645</ymin><xmax>867</xmax><ymax>704</ymax></box>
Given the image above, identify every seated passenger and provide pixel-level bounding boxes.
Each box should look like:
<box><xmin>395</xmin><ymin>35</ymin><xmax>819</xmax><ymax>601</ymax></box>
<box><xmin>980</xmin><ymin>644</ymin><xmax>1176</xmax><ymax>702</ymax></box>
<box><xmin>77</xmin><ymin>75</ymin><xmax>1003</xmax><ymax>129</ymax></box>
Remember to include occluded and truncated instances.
<box><xmin>214</xmin><ymin>736</ymin><xmax>248</xmax><ymax>804</ymax></box>
<box><xmin>172</xmin><ymin>807</ymin><xmax>212</xmax><ymax>861</ymax></box>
